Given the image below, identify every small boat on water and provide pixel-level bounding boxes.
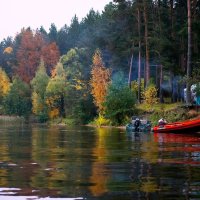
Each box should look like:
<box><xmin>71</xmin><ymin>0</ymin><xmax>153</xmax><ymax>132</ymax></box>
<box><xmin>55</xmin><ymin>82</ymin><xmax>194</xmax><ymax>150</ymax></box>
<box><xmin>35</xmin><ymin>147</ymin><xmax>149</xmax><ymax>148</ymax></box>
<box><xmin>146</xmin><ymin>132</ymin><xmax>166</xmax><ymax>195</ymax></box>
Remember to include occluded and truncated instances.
<box><xmin>153</xmin><ymin>118</ymin><xmax>200</xmax><ymax>133</ymax></box>
<box><xmin>126</xmin><ymin>117</ymin><xmax>152</xmax><ymax>133</ymax></box>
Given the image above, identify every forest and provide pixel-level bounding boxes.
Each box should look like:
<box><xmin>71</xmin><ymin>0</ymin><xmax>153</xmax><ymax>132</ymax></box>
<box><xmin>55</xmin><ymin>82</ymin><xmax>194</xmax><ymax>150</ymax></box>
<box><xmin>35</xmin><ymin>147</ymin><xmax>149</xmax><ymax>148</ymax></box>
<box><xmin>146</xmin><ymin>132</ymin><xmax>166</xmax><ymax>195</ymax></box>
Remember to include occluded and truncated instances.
<box><xmin>0</xmin><ymin>0</ymin><xmax>200</xmax><ymax>125</ymax></box>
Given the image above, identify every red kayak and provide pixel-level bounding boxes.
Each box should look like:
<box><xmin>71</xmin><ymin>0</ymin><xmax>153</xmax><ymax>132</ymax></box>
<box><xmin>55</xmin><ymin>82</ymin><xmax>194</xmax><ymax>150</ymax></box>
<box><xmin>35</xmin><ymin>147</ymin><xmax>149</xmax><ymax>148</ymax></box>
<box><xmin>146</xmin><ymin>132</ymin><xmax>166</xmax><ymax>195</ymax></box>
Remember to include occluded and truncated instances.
<box><xmin>153</xmin><ymin>118</ymin><xmax>200</xmax><ymax>133</ymax></box>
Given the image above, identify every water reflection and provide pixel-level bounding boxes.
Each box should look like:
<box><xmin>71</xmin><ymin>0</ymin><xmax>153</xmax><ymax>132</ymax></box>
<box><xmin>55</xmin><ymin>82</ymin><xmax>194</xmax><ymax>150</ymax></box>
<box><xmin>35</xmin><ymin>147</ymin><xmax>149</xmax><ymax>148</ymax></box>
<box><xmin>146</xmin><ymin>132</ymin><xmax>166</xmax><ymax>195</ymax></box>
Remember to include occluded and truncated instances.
<box><xmin>152</xmin><ymin>132</ymin><xmax>200</xmax><ymax>199</ymax></box>
<box><xmin>0</xmin><ymin>123</ymin><xmax>200</xmax><ymax>199</ymax></box>
<box><xmin>154</xmin><ymin>132</ymin><xmax>200</xmax><ymax>165</ymax></box>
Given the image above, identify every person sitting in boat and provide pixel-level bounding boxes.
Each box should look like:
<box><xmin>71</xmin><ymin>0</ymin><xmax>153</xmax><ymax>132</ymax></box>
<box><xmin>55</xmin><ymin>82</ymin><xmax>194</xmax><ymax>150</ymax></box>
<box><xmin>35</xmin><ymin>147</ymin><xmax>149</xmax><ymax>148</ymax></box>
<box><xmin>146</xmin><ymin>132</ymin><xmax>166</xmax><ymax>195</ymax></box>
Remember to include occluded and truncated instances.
<box><xmin>158</xmin><ymin>118</ymin><xmax>167</xmax><ymax>127</ymax></box>
<box><xmin>134</xmin><ymin>118</ymin><xmax>141</xmax><ymax>132</ymax></box>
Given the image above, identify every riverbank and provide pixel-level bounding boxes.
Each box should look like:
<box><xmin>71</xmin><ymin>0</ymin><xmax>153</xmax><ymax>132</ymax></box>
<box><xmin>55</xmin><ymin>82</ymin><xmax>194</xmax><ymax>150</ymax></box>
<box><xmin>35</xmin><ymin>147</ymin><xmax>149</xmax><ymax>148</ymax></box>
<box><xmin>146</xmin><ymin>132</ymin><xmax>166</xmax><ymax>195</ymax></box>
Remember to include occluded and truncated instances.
<box><xmin>1</xmin><ymin>103</ymin><xmax>199</xmax><ymax>129</ymax></box>
<box><xmin>137</xmin><ymin>103</ymin><xmax>200</xmax><ymax>126</ymax></box>
<box><xmin>85</xmin><ymin>123</ymin><xmax>126</xmax><ymax>130</ymax></box>
<box><xmin>0</xmin><ymin>115</ymin><xmax>25</xmax><ymax>122</ymax></box>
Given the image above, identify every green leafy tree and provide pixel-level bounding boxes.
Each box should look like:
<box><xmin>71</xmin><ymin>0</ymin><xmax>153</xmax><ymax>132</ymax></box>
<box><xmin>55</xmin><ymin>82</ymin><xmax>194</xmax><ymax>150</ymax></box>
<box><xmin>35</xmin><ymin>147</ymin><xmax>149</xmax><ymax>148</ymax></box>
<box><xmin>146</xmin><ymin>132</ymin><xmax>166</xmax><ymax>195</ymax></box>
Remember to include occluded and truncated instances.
<box><xmin>104</xmin><ymin>72</ymin><xmax>136</xmax><ymax>125</ymax></box>
<box><xmin>45</xmin><ymin>62</ymin><xmax>66</xmax><ymax>119</ymax></box>
<box><xmin>4</xmin><ymin>77</ymin><xmax>32</xmax><ymax>117</ymax></box>
<box><xmin>60</xmin><ymin>48</ymin><xmax>86</xmax><ymax>82</ymax></box>
<box><xmin>31</xmin><ymin>60</ymin><xmax>49</xmax><ymax>122</ymax></box>
<box><xmin>60</xmin><ymin>48</ymin><xmax>94</xmax><ymax>123</ymax></box>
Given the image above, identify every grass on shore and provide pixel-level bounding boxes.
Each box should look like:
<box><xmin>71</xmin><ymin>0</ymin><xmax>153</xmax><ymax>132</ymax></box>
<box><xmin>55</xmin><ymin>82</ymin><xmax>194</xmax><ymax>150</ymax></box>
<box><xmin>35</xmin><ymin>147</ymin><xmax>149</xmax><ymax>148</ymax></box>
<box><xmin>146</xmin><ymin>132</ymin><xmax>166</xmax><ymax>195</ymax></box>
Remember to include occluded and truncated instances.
<box><xmin>137</xmin><ymin>102</ymin><xmax>199</xmax><ymax>126</ymax></box>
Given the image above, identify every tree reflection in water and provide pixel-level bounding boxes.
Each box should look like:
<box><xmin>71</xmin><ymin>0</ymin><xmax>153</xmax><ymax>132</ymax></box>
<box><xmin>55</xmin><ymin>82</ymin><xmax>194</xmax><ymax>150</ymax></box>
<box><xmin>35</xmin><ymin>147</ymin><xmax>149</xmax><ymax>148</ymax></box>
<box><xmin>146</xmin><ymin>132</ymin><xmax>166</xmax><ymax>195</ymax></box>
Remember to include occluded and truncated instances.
<box><xmin>0</xmin><ymin>123</ymin><xmax>200</xmax><ymax>199</ymax></box>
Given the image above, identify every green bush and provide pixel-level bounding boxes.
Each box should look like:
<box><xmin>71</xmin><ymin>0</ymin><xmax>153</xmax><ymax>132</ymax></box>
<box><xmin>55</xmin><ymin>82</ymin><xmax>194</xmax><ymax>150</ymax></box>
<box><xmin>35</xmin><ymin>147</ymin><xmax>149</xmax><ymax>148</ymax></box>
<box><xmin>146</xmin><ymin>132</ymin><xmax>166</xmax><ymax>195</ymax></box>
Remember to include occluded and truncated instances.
<box><xmin>196</xmin><ymin>83</ymin><xmax>200</xmax><ymax>96</ymax></box>
<box><xmin>62</xmin><ymin>118</ymin><xmax>77</xmax><ymax>126</ymax></box>
<box><xmin>37</xmin><ymin>109</ymin><xmax>49</xmax><ymax>123</ymax></box>
<box><xmin>104</xmin><ymin>72</ymin><xmax>137</xmax><ymax>125</ymax></box>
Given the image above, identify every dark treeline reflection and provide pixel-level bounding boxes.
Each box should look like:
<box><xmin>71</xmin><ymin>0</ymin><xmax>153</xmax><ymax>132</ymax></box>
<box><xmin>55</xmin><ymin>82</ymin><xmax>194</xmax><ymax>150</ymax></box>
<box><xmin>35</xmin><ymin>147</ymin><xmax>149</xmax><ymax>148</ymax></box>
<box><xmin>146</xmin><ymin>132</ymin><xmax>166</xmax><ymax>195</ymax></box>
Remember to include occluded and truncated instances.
<box><xmin>0</xmin><ymin>123</ymin><xmax>200</xmax><ymax>199</ymax></box>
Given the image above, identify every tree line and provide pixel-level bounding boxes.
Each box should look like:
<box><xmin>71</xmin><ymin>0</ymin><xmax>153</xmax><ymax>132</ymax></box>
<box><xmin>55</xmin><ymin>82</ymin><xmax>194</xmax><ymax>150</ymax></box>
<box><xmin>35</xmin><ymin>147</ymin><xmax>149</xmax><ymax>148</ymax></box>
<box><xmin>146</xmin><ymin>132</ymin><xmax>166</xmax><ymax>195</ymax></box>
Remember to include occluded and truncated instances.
<box><xmin>0</xmin><ymin>0</ymin><xmax>199</xmax><ymax>125</ymax></box>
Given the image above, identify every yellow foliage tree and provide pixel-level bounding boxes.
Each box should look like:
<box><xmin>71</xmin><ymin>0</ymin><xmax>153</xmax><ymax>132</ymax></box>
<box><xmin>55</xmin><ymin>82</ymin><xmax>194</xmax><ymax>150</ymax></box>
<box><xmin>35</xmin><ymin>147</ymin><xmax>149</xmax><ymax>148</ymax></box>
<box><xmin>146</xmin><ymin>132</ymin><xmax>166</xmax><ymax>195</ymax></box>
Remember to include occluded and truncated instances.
<box><xmin>142</xmin><ymin>84</ymin><xmax>158</xmax><ymax>109</ymax></box>
<box><xmin>90</xmin><ymin>49</ymin><xmax>111</xmax><ymax>113</ymax></box>
<box><xmin>0</xmin><ymin>68</ymin><xmax>10</xmax><ymax>103</ymax></box>
<box><xmin>32</xmin><ymin>92</ymin><xmax>43</xmax><ymax>114</ymax></box>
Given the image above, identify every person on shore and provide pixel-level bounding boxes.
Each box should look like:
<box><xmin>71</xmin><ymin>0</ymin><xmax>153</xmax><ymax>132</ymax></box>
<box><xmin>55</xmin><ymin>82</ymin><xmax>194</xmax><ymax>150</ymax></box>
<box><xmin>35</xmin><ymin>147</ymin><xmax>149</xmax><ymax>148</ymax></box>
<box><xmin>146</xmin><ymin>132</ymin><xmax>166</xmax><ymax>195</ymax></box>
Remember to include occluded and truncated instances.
<box><xmin>158</xmin><ymin>118</ymin><xmax>167</xmax><ymax>127</ymax></box>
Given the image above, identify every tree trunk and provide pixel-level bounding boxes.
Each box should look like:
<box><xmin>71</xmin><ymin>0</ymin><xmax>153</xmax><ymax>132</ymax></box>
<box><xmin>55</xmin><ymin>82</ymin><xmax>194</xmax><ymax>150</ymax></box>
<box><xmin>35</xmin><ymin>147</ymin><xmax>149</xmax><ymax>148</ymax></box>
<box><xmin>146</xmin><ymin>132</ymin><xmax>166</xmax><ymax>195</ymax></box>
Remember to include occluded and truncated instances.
<box><xmin>170</xmin><ymin>0</ymin><xmax>174</xmax><ymax>39</ymax></box>
<box><xmin>159</xmin><ymin>65</ymin><xmax>164</xmax><ymax>103</ymax></box>
<box><xmin>157</xmin><ymin>0</ymin><xmax>163</xmax><ymax>103</ymax></box>
<box><xmin>186</xmin><ymin>0</ymin><xmax>192</xmax><ymax>104</ymax></box>
<box><xmin>137</xmin><ymin>8</ymin><xmax>141</xmax><ymax>103</ymax></box>
<box><xmin>128</xmin><ymin>50</ymin><xmax>134</xmax><ymax>88</ymax></box>
<box><xmin>180</xmin><ymin>37</ymin><xmax>186</xmax><ymax>72</ymax></box>
<box><xmin>169</xmin><ymin>71</ymin><xmax>174</xmax><ymax>103</ymax></box>
<box><xmin>143</xmin><ymin>0</ymin><xmax>150</xmax><ymax>87</ymax></box>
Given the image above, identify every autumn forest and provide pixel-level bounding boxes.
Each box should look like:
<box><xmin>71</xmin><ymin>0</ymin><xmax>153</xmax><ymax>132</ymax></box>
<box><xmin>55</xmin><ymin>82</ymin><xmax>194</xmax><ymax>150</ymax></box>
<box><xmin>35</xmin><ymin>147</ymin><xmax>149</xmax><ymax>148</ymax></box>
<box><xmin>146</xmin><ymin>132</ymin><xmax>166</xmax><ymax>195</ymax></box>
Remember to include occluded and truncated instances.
<box><xmin>0</xmin><ymin>0</ymin><xmax>200</xmax><ymax>125</ymax></box>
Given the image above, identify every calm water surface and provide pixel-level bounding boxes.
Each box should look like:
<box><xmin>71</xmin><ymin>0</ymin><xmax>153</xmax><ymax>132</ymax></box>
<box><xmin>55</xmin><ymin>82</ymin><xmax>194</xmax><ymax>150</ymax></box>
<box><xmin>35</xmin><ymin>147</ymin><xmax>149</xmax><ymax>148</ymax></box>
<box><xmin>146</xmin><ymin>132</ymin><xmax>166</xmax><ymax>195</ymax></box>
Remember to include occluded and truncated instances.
<box><xmin>0</xmin><ymin>122</ymin><xmax>200</xmax><ymax>199</ymax></box>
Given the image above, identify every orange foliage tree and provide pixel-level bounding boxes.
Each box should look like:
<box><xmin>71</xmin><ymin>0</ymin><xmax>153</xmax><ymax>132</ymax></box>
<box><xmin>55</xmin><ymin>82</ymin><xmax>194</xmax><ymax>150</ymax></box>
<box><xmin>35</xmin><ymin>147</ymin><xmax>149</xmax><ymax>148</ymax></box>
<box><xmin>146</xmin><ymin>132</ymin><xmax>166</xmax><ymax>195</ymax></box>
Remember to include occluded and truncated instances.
<box><xmin>90</xmin><ymin>49</ymin><xmax>111</xmax><ymax>113</ymax></box>
<box><xmin>16</xmin><ymin>29</ymin><xmax>60</xmax><ymax>83</ymax></box>
<box><xmin>41</xmin><ymin>42</ymin><xmax>60</xmax><ymax>74</ymax></box>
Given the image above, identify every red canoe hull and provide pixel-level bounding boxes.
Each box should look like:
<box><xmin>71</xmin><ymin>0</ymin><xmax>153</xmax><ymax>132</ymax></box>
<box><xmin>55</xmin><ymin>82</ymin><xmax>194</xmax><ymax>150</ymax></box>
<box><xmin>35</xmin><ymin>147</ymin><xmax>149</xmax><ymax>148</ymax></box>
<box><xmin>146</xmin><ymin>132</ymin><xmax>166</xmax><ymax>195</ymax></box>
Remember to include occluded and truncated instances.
<box><xmin>153</xmin><ymin>118</ymin><xmax>200</xmax><ymax>133</ymax></box>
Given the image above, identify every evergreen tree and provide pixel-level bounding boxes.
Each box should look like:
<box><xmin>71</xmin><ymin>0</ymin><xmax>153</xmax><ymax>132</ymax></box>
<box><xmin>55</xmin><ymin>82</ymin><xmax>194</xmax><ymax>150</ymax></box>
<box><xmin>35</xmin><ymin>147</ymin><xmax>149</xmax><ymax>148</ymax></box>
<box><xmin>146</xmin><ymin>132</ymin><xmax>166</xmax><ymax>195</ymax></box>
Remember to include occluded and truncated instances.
<box><xmin>66</xmin><ymin>15</ymin><xmax>81</xmax><ymax>50</ymax></box>
<box><xmin>48</xmin><ymin>23</ymin><xmax>58</xmax><ymax>43</ymax></box>
<box><xmin>79</xmin><ymin>9</ymin><xmax>101</xmax><ymax>52</ymax></box>
<box><xmin>57</xmin><ymin>25</ymin><xmax>69</xmax><ymax>55</ymax></box>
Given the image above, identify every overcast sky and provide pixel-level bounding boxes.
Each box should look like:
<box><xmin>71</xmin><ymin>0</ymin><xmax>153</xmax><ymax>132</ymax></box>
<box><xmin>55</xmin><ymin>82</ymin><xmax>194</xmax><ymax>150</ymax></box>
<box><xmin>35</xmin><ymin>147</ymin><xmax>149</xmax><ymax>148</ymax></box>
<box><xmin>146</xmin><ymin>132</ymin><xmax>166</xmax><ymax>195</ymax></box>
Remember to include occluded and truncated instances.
<box><xmin>0</xmin><ymin>0</ymin><xmax>111</xmax><ymax>40</ymax></box>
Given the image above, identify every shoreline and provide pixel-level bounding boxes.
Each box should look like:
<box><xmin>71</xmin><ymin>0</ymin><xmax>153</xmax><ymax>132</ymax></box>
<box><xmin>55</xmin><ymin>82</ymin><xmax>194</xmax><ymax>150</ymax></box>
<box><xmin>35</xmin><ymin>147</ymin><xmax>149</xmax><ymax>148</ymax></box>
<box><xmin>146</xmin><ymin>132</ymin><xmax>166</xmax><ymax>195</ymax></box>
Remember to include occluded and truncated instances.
<box><xmin>0</xmin><ymin>115</ymin><xmax>24</xmax><ymax>121</ymax></box>
<box><xmin>0</xmin><ymin>115</ymin><xmax>127</xmax><ymax>129</ymax></box>
<box><xmin>84</xmin><ymin>124</ymin><xmax>126</xmax><ymax>129</ymax></box>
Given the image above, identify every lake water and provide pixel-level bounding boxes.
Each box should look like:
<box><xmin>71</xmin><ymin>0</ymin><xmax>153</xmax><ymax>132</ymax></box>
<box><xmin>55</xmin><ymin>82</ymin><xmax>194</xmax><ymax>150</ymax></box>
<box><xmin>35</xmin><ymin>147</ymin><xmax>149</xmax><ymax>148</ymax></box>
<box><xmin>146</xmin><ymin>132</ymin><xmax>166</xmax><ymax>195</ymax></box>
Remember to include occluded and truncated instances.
<box><xmin>0</xmin><ymin>123</ymin><xmax>200</xmax><ymax>199</ymax></box>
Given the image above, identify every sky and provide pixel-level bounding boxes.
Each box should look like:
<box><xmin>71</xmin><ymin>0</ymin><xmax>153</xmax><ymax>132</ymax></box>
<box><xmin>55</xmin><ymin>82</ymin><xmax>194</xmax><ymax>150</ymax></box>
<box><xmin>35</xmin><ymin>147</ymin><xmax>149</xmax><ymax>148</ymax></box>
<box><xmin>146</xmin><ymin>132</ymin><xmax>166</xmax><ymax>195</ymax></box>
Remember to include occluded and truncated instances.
<box><xmin>0</xmin><ymin>0</ymin><xmax>111</xmax><ymax>41</ymax></box>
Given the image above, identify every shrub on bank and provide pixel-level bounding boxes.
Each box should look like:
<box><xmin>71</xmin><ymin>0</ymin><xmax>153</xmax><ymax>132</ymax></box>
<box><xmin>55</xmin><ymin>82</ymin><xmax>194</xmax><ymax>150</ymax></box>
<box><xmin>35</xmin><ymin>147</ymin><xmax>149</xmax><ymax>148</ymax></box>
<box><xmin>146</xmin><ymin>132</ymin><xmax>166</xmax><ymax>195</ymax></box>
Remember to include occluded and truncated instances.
<box><xmin>93</xmin><ymin>114</ymin><xmax>111</xmax><ymax>127</ymax></box>
<box><xmin>139</xmin><ymin>103</ymin><xmax>199</xmax><ymax>126</ymax></box>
